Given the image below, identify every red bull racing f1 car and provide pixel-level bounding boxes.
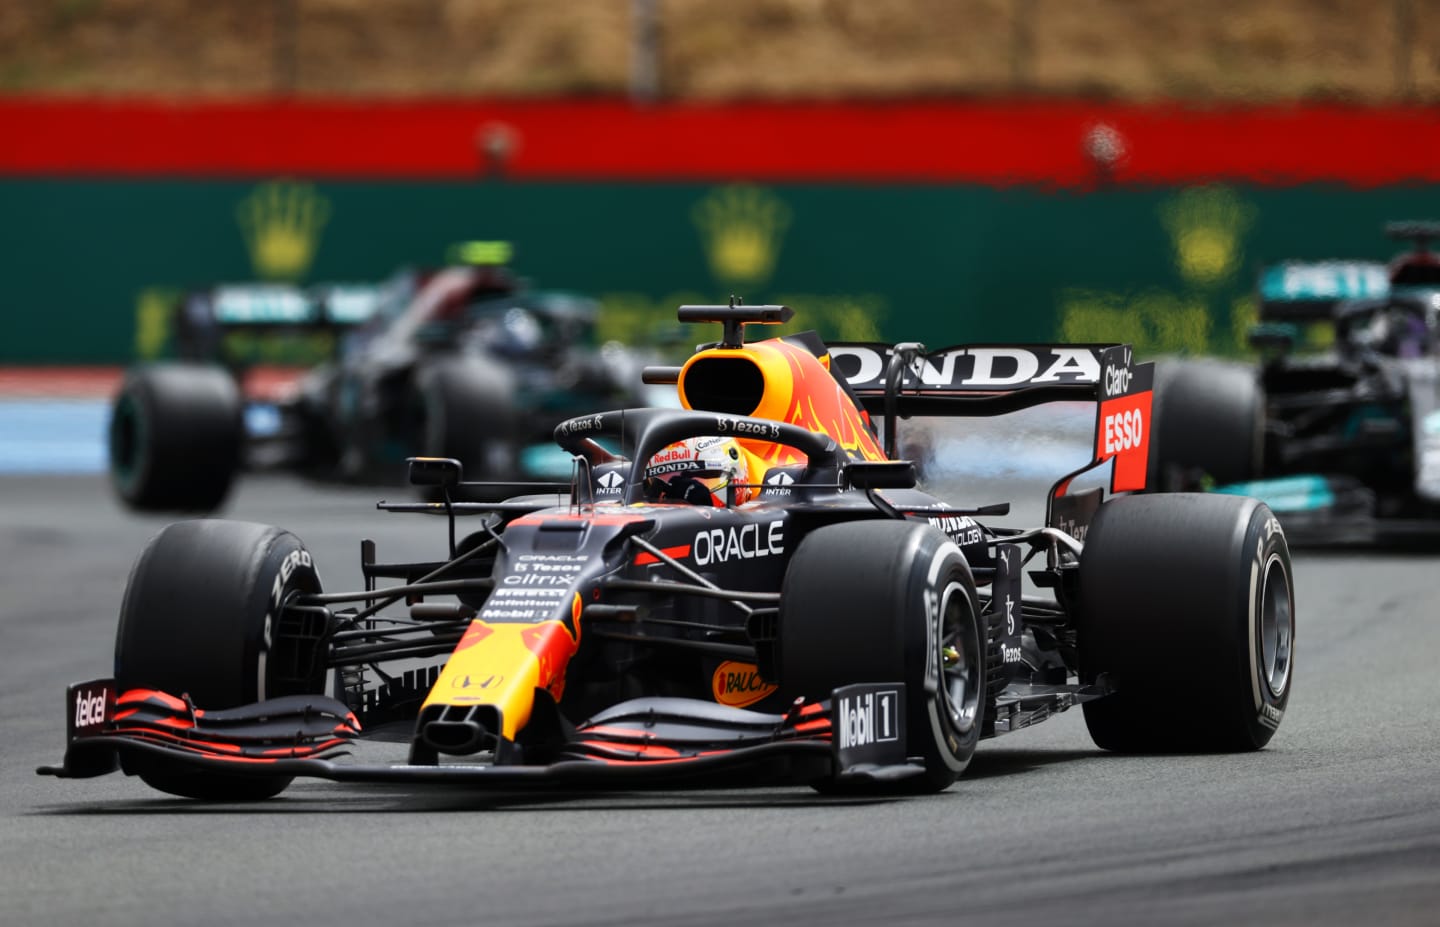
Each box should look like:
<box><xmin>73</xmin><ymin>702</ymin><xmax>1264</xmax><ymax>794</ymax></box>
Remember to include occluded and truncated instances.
<box><xmin>42</xmin><ymin>303</ymin><xmax>1295</xmax><ymax>799</ymax></box>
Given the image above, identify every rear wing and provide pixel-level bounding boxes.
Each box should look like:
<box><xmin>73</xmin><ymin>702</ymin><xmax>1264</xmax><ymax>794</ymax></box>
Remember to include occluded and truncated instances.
<box><xmin>203</xmin><ymin>283</ymin><xmax>385</xmax><ymax>328</ymax></box>
<box><xmin>1257</xmin><ymin>261</ymin><xmax>1390</xmax><ymax>321</ymax></box>
<box><xmin>640</xmin><ymin>304</ymin><xmax>1152</xmax><ymax>493</ymax></box>
<box><xmin>827</xmin><ymin>342</ymin><xmax>1153</xmax><ymax>493</ymax></box>
<box><xmin>174</xmin><ymin>282</ymin><xmax>387</xmax><ymax>365</ymax></box>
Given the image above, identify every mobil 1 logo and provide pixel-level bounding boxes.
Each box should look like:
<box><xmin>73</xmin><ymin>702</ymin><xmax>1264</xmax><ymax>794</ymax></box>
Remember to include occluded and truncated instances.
<box><xmin>831</xmin><ymin>682</ymin><xmax>905</xmax><ymax>770</ymax></box>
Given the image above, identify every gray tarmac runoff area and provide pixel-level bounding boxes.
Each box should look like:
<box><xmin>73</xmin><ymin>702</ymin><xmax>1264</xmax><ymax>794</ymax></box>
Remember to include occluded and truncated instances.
<box><xmin>2</xmin><ymin>407</ymin><xmax>1439</xmax><ymax>926</ymax></box>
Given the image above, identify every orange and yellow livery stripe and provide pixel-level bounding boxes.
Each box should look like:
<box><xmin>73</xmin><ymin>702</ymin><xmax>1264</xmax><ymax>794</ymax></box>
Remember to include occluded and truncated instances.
<box><xmin>421</xmin><ymin>619</ymin><xmax>579</xmax><ymax>740</ymax></box>
<box><xmin>679</xmin><ymin>337</ymin><xmax>885</xmax><ymax>467</ymax></box>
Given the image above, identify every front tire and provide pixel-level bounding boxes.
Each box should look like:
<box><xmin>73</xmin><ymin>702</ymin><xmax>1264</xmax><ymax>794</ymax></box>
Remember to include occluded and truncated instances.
<box><xmin>1078</xmin><ymin>493</ymin><xmax>1294</xmax><ymax>752</ymax></box>
<box><xmin>780</xmin><ymin>521</ymin><xmax>984</xmax><ymax>792</ymax></box>
<box><xmin>114</xmin><ymin>520</ymin><xmax>326</xmax><ymax>799</ymax></box>
<box><xmin>109</xmin><ymin>364</ymin><xmax>243</xmax><ymax>512</ymax></box>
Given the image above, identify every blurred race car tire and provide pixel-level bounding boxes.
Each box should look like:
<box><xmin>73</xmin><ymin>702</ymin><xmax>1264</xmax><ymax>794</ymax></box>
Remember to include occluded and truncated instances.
<box><xmin>1149</xmin><ymin>359</ymin><xmax>1263</xmax><ymax>490</ymax></box>
<box><xmin>416</xmin><ymin>357</ymin><xmax>518</xmax><ymax>500</ymax></box>
<box><xmin>108</xmin><ymin>363</ymin><xmax>242</xmax><ymax>511</ymax></box>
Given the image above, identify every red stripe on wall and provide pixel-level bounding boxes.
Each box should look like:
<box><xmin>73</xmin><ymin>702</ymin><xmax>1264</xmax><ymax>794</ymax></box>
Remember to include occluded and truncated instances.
<box><xmin>3</xmin><ymin>97</ymin><xmax>1439</xmax><ymax>186</ymax></box>
<box><xmin>0</xmin><ymin>366</ymin><xmax>306</xmax><ymax>400</ymax></box>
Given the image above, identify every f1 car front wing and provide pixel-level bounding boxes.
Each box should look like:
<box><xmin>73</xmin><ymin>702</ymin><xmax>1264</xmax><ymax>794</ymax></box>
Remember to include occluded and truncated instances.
<box><xmin>38</xmin><ymin>679</ymin><xmax>923</xmax><ymax>789</ymax></box>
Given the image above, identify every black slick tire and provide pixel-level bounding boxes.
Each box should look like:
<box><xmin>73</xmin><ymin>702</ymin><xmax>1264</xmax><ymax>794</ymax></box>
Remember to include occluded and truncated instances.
<box><xmin>108</xmin><ymin>364</ymin><xmax>243</xmax><ymax>512</ymax></box>
<box><xmin>114</xmin><ymin>520</ymin><xmax>325</xmax><ymax>799</ymax></box>
<box><xmin>415</xmin><ymin>358</ymin><xmax>518</xmax><ymax>500</ymax></box>
<box><xmin>1149</xmin><ymin>359</ymin><xmax>1263</xmax><ymax>490</ymax></box>
<box><xmin>1078</xmin><ymin>493</ymin><xmax>1294</xmax><ymax>752</ymax></box>
<box><xmin>780</xmin><ymin>521</ymin><xmax>984</xmax><ymax>792</ymax></box>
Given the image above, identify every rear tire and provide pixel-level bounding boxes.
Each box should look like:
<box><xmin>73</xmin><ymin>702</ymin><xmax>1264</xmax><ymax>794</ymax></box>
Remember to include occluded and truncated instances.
<box><xmin>114</xmin><ymin>520</ymin><xmax>326</xmax><ymax>799</ymax></box>
<box><xmin>1149</xmin><ymin>359</ymin><xmax>1263</xmax><ymax>490</ymax></box>
<box><xmin>109</xmin><ymin>364</ymin><xmax>243</xmax><ymax>512</ymax></box>
<box><xmin>1078</xmin><ymin>493</ymin><xmax>1294</xmax><ymax>752</ymax></box>
<box><xmin>780</xmin><ymin>521</ymin><xmax>984</xmax><ymax>792</ymax></box>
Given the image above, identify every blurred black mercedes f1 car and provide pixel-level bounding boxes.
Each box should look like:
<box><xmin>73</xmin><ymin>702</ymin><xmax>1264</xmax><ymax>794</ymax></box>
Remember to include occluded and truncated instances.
<box><xmin>109</xmin><ymin>246</ymin><xmax>659</xmax><ymax>511</ymax></box>
<box><xmin>43</xmin><ymin>302</ymin><xmax>1294</xmax><ymax>800</ymax></box>
<box><xmin>1151</xmin><ymin>222</ymin><xmax>1440</xmax><ymax>541</ymax></box>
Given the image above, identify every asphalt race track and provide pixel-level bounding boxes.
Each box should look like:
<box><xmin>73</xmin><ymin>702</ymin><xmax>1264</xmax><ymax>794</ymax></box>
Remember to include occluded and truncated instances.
<box><xmin>3</xmin><ymin>470</ymin><xmax>1440</xmax><ymax>927</ymax></box>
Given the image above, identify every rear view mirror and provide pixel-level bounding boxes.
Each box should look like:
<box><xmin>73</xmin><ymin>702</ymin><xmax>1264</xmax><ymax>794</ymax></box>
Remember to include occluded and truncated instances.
<box><xmin>641</xmin><ymin>366</ymin><xmax>682</xmax><ymax>385</ymax></box>
<box><xmin>407</xmin><ymin>457</ymin><xmax>463</xmax><ymax>488</ymax></box>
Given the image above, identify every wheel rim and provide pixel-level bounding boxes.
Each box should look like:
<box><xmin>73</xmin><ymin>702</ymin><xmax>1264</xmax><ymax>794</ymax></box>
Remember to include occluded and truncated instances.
<box><xmin>938</xmin><ymin>579</ymin><xmax>981</xmax><ymax>735</ymax></box>
<box><xmin>1259</xmin><ymin>553</ymin><xmax>1293</xmax><ymax>698</ymax></box>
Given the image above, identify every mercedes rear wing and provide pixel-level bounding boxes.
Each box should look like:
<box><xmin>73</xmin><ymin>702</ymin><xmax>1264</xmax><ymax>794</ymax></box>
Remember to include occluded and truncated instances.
<box><xmin>172</xmin><ymin>281</ymin><xmax>393</xmax><ymax>366</ymax></box>
<box><xmin>198</xmin><ymin>283</ymin><xmax>386</xmax><ymax>329</ymax></box>
<box><xmin>1257</xmin><ymin>261</ymin><xmax>1390</xmax><ymax>321</ymax></box>
<box><xmin>826</xmin><ymin>342</ymin><xmax>1153</xmax><ymax>494</ymax></box>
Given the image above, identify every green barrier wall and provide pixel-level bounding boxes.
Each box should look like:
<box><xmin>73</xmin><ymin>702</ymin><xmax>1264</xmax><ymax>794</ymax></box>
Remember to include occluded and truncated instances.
<box><xmin>3</xmin><ymin>178</ymin><xmax>1438</xmax><ymax>363</ymax></box>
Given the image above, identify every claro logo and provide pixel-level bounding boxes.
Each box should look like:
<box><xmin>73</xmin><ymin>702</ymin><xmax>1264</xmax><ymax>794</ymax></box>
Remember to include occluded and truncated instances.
<box><xmin>692</xmin><ymin>521</ymin><xmax>784</xmax><ymax>566</ymax></box>
<box><xmin>712</xmin><ymin>661</ymin><xmax>778</xmax><ymax>708</ymax></box>
<box><xmin>1104</xmin><ymin>362</ymin><xmax>1133</xmax><ymax>397</ymax></box>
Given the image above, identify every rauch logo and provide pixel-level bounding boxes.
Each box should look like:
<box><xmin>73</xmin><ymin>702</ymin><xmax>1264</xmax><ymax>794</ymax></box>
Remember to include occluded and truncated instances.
<box><xmin>712</xmin><ymin>661</ymin><xmax>778</xmax><ymax>708</ymax></box>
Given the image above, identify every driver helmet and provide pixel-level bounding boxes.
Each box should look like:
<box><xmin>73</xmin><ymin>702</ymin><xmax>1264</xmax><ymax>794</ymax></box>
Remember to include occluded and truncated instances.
<box><xmin>642</xmin><ymin>436</ymin><xmax>752</xmax><ymax>507</ymax></box>
<box><xmin>470</xmin><ymin>306</ymin><xmax>544</xmax><ymax>358</ymax></box>
<box><xmin>1382</xmin><ymin>307</ymin><xmax>1430</xmax><ymax>358</ymax></box>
